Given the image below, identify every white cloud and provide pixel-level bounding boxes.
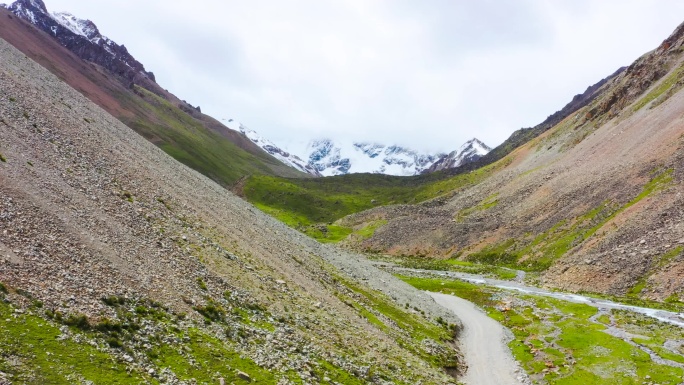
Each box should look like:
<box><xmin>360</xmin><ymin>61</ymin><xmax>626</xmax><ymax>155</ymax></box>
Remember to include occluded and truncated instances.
<box><xmin>43</xmin><ymin>0</ymin><xmax>684</xmax><ymax>153</ymax></box>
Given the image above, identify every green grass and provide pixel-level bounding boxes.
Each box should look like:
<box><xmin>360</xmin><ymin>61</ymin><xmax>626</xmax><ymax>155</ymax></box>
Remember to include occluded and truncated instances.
<box><xmin>314</xmin><ymin>361</ymin><xmax>368</xmax><ymax>385</ymax></box>
<box><xmin>626</xmin><ymin>239</ymin><xmax>682</xmax><ymax>298</ymax></box>
<box><xmin>627</xmin><ymin>279</ymin><xmax>648</xmax><ymax>296</ymax></box>
<box><xmin>304</xmin><ymin>224</ymin><xmax>353</xmax><ymax>243</ymax></box>
<box><xmin>354</xmin><ymin>220</ymin><xmax>388</xmax><ymax>239</ymax></box>
<box><xmin>391</xmin><ymin>256</ymin><xmax>517</xmax><ymax>280</ymax></box>
<box><xmin>398</xmin><ymin>276</ymin><xmax>497</xmax><ymax>307</ymax></box>
<box><xmin>339</xmin><ymin>276</ymin><xmax>453</xmax><ymax>343</ymax></box>
<box><xmin>455</xmin><ymin>193</ymin><xmax>499</xmax><ymax>221</ymax></box>
<box><xmin>152</xmin><ymin>328</ymin><xmax>275</xmax><ymax>384</ymax></box>
<box><xmin>243</xmin><ymin>158</ymin><xmax>510</xmax><ymax>236</ymax></box>
<box><xmin>122</xmin><ymin>87</ymin><xmax>302</xmax><ymax>186</ymax></box>
<box><xmin>0</xmin><ymin>300</ymin><xmax>153</xmax><ymax>384</ymax></box>
<box><xmin>400</xmin><ymin>275</ymin><xmax>684</xmax><ymax>384</ymax></box>
<box><xmin>657</xmin><ymin>245</ymin><xmax>684</xmax><ymax>268</ymax></box>
<box><xmin>0</xmin><ymin>284</ymin><xmax>379</xmax><ymax>384</ymax></box>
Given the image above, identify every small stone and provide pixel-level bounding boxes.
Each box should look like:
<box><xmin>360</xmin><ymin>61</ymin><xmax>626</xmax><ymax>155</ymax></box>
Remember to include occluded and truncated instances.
<box><xmin>236</xmin><ymin>370</ymin><xmax>251</xmax><ymax>382</ymax></box>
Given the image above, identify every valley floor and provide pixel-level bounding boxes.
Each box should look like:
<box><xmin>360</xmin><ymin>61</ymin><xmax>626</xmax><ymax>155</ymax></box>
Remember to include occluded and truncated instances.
<box><xmin>395</xmin><ymin>264</ymin><xmax>684</xmax><ymax>385</ymax></box>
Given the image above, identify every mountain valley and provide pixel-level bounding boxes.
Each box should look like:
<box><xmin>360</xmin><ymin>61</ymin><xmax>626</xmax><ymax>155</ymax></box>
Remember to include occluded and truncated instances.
<box><xmin>0</xmin><ymin>35</ymin><xmax>462</xmax><ymax>384</ymax></box>
<box><xmin>2</xmin><ymin>1</ymin><xmax>684</xmax><ymax>384</ymax></box>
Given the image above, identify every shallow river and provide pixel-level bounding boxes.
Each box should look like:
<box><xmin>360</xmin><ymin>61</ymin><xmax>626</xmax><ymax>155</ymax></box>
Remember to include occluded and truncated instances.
<box><xmin>390</xmin><ymin>266</ymin><xmax>684</xmax><ymax>328</ymax></box>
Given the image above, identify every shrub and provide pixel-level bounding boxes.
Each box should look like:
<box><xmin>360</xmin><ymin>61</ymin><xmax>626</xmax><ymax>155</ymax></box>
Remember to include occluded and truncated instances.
<box><xmin>101</xmin><ymin>295</ymin><xmax>127</xmax><ymax>307</ymax></box>
<box><xmin>106</xmin><ymin>337</ymin><xmax>123</xmax><ymax>348</ymax></box>
<box><xmin>64</xmin><ymin>314</ymin><xmax>91</xmax><ymax>331</ymax></box>
<box><xmin>193</xmin><ymin>301</ymin><xmax>224</xmax><ymax>322</ymax></box>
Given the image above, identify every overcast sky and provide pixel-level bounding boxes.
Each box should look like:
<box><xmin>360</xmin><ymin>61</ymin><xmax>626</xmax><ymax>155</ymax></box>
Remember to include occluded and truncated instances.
<box><xmin>42</xmin><ymin>0</ymin><xmax>684</xmax><ymax>153</ymax></box>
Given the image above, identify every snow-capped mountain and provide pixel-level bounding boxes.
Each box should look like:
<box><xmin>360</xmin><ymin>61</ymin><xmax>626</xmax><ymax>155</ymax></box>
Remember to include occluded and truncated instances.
<box><xmin>304</xmin><ymin>140</ymin><xmax>447</xmax><ymax>177</ymax></box>
<box><xmin>426</xmin><ymin>138</ymin><xmax>492</xmax><ymax>173</ymax></box>
<box><xmin>5</xmin><ymin>0</ymin><xmax>156</xmax><ymax>87</ymax></box>
<box><xmin>224</xmin><ymin>120</ymin><xmax>321</xmax><ymax>176</ymax></box>
<box><xmin>228</xmin><ymin>120</ymin><xmax>492</xmax><ymax>177</ymax></box>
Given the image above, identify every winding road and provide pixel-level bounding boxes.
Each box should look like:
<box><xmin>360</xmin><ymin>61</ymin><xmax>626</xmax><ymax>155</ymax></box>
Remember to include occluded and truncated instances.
<box><xmin>429</xmin><ymin>292</ymin><xmax>528</xmax><ymax>385</ymax></box>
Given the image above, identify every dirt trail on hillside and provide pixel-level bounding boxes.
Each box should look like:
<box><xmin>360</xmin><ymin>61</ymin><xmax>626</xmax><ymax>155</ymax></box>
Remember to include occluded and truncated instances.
<box><xmin>429</xmin><ymin>292</ymin><xmax>528</xmax><ymax>385</ymax></box>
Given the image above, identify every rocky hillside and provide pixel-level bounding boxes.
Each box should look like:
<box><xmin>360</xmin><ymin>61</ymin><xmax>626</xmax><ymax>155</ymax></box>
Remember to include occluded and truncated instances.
<box><xmin>340</xmin><ymin>21</ymin><xmax>684</xmax><ymax>302</ymax></box>
<box><xmin>0</xmin><ymin>2</ymin><xmax>310</xmax><ymax>184</ymax></box>
<box><xmin>0</xmin><ymin>37</ymin><xmax>462</xmax><ymax>384</ymax></box>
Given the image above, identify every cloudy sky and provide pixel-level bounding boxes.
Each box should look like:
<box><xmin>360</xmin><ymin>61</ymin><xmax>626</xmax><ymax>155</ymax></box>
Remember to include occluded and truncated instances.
<box><xmin>43</xmin><ymin>0</ymin><xmax>684</xmax><ymax>153</ymax></box>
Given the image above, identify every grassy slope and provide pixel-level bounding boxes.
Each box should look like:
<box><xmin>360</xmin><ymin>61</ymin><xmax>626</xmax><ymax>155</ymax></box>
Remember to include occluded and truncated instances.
<box><xmin>0</xmin><ymin>273</ymin><xmax>459</xmax><ymax>384</ymax></box>
<box><xmin>0</xmin><ymin>12</ymin><xmax>305</xmax><ymax>187</ymax></box>
<box><xmin>244</xmin><ymin>158</ymin><xmax>509</xmax><ymax>241</ymax></box>
<box><xmin>120</xmin><ymin>87</ymin><xmax>303</xmax><ymax>186</ymax></box>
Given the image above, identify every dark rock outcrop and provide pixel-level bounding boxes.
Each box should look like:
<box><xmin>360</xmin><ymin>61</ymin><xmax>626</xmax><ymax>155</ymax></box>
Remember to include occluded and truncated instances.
<box><xmin>6</xmin><ymin>0</ymin><xmax>157</xmax><ymax>92</ymax></box>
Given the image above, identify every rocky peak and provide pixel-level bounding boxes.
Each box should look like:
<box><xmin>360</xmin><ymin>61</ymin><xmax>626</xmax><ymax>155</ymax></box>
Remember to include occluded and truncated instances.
<box><xmin>426</xmin><ymin>138</ymin><xmax>491</xmax><ymax>173</ymax></box>
<box><xmin>51</xmin><ymin>11</ymin><xmax>100</xmax><ymax>40</ymax></box>
<box><xmin>5</xmin><ymin>0</ymin><xmax>157</xmax><ymax>88</ymax></box>
<box><xmin>7</xmin><ymin>0</ymin><xmax>48</xmax><ymax>23</ymax></box>
<box><xmin>9</xmin><ymin>0</ymin><xmax>46</xmax><ymax>13</ymax></box>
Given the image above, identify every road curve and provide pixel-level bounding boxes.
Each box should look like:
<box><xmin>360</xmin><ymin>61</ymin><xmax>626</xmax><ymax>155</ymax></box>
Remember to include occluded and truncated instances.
<box><xmin>428</xmin><ymin>292</ymin><xmax>527</xmax><ymax>385</ymax></box>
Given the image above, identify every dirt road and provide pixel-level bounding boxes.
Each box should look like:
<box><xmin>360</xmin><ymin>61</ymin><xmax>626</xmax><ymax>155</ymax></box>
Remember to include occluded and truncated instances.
<box><xmin>428</xmin><ymin>292</ymin><xmax>528</xmax><ymax>385</ymax></box>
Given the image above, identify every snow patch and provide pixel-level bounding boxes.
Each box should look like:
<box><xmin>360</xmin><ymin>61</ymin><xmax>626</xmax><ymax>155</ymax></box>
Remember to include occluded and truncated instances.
<box><xmin>224</xmin><ymin>120</ymin><xmax>320</xmax><ymax>176</ymax></box>
<box><xmin>50</xmin><ymin>11</ymin><xmax>99</xmax><ymax>41</ymax></box>
<box><xmin>305</xmin><ymin>139</ymin><xmax>446</xmax><ymax>176</ymax></box>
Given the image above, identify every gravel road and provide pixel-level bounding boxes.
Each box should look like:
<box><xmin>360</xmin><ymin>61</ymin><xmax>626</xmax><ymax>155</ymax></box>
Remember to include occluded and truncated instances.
<box><xmin>428</xmin><ymin>292</ymin><xmax>529</xmax><ymax>385</ymax></box>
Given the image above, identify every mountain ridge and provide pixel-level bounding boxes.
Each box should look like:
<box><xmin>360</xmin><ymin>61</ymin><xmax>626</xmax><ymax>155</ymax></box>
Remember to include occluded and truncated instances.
<box><xmin>0</xmin><ymin>34</ymin><xmax>462</xmax><ymax>383</ymax></box>
<box><xmin>0</xmin><ymin>1</ymin><xmax>310</xmax><ymax>183</ymax></box>
<box><xmin>4</xmin><ymin>0</ymin><xmax>488</xmax><ymax>179</ymax></box>
<box><xmin>426</xmin><ymin>138</ymin><xmax>492</xmax><ymax>173</ymax></box>
<box><xmin>6</xmin><ymin>0</ymin><xmax>159</xmax><ymax>93</ymax></box>
<box><xmin>299</xmin><ymin>137</ymin><xmax>490</xmax><ymax>176</ymax></box>
<box><xmin>225</xmin><ymin>120</ymin><xmax>322</xmax><ymax>176</ymax></box>
<box><xmin>338</xmin><ymin>20</ymin><xmax>684</xmax><ymax>300</ymax></box>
